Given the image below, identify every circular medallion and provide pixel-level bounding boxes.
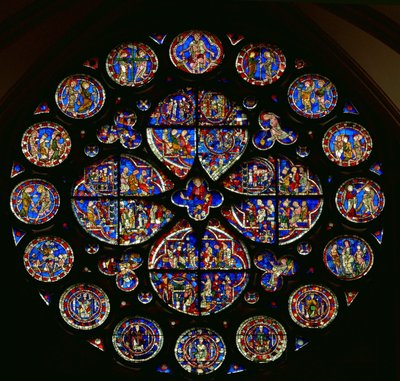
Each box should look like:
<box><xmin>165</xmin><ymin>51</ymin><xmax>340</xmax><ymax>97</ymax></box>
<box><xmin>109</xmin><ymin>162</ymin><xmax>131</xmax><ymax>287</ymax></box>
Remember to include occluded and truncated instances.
<box><xmin>10</xmin><ymin>179</ymin><xmax>60</xmax><ymax>225</ymax></box>
<box><xmin>21</xmin><ymin>121</ymin><xmax>71</xmax><ymax>167</ymax></box>
<box><xmin>236</xmin><ymin>43</ymin><xmax>286</xmax><ymax>86</ymax></box>
<box><xmin>169</xmin><ymin>30</ymin><xmax>224</xmax><ymax>74</ymax></box>
<box><xmin>112</xmin><ymin>316</ymin><xmax>163</xmax><ymax>362</ymax></box>
<box><xmin>323</xmin><ymin>235</ymin><xmax>374</xmax><ymax>280</ymax></box>
<box><xmin>244</xmin><ymin>291</ymin><xmax>260</xmax><ymax>304</ymax></box>
<box><xmin>116</xmin><ymin>269</ymin><xmax>139</xmax><ymax>292</ymax></box>
<box><xmin>198</xmin><ymin>91</ymin><xmax>232</xmax><ymax>124</ymax></box>
<box><xmin>138</xmin><ymin>292</ymin><xmax>153</xmax><ymax>304</ymax></box>
<box><xmin>59</xmin><ymin>283</ymin><xmax>110</xmax><ymax>330</ymax></box>
<box><xmin>322</xmin><ymin>122</ymin><xmax>373</xmax><ymax>167</ymax></box>
<box><xmin>23</xmin><ymin>236</ymin><xmax>74</xmax><ymax>282</ymax></box>
<box><xmin>288</xmin><ymin>74</ymin><xmax>338</xmax><ymax>119</ymax></box>
<box><xmin>236</xmin><ymin>315</ymin><xmax>287</xmax><ymax>363</ymax></box>
<box><xmin>288</xmin><ymin>284</ymin><xmax>338</xmax><ymax>328</ymax></box>
<box><xmin>55</xmin><ymin>74</ymin><xmax>106</xmax><ymax>119</ymax></box>
<box><xmin>335</xmin><ymin>177</ymin><xmax>385</xmax><ymax>223</ymax></box>
<box><xmin>106</xmin><ymin>42</ymin><xmax>158</xmax><ymax>87</ymax></box>
<box><xmin>175</xmin><ymin>327</ymin><xmax>226</xmax><ymax>374</ymax></box>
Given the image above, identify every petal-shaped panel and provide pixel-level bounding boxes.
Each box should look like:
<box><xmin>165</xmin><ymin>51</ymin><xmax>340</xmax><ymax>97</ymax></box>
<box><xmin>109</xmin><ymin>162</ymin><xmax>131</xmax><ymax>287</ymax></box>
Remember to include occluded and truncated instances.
<box><xmin>278</xmin><ymin>157</ymin><xmax>322</xmax><ymax>195</ymax></box>
<box><xmin>148</xmin><ymin>88</ymin><xmax>196</xmax><ymax>126</ymax></box>
<box><xmin>278</xmin><ymin>198</ymin><xmax>323</xmax><ymax>244</ymax></box>
<box><xmin>198</xmin><ymin>90</ymin><xmax>248</xmax><ymax>126</ymax></box>
<box><xmin>200</xmin><ymin>219</ymin><xmax>250</xmax><ymax>270</ymax></box>
<box><xmin>120</xmin><ymin>154</ymin><xmax>173</xmax><ymax>196</ymax></box>
<box><xmin>72</xmin><ymin>155</ymin><xmax>119</xmax><ymax>197</ymax></box>
<box><xmin>221</xmin><ymin>198</ymin><xmax>276</xmax><ymax>244</ymax></box>
<box><xmin>147</xmin><ymin>127</ymin><xmax>196</xmax><ymax>179</ymax></box>
<box><xmin>198</xmin><ymin>127</ymin><xmax>248</xmax><ymax>180</ymax></box>
<box><xmin>72</xmin><ymin>198</ymin><xmax>119</xmax><ymax>244</ymax></box>
<box><xmin>148</xmin><ymin>220</ymin><xmax>198</xmax><ymax>270</ymax></box>
<box><xmin>119</xmin><ymin>199</ymin><xmax>173</xmax><ymax>245</ymax></box>
<box><xmin>222</xmin><ymin>157</ymin><xmax>276</xmax><ymax>195</ymax></box>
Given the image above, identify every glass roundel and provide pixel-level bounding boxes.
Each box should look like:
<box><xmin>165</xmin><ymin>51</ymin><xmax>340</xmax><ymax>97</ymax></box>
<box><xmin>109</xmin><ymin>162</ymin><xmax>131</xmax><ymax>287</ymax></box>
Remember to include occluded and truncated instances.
<box><xmin>322</xmin><ymin>121</ymin><xmax>373</xmax><ymax>167</ymax></box>
<box><xmin>169</xmin><ymin>30</ymin><xmax>224</xmax><ymax>74</ymax></box>
<box><xmin>10</xmin><ymin>179</ymin><xmax>60</xmax><ymax>225</ymax></box>
<box><xmin>287</xmin><ymin>73</ymin><xmax>338</xmax><ymax>119</ymax></box>
<box><xmin>323</xmin><ymin>235</ymin><xmax>373</xmax><ymax>280</ymax></box>
<box><xmin>112</xmin><ymin>316</ymin><xmax>164</xmax><ymax>362</ymax></box>
<box><xmin>58</xmin><ymin>283</ymin><xmax>110</xmax><ymax>330</ymax></box>
<box><xmin>106</xmin><ymin>42</ymin><xmax>158</xmax><ymax>87</ymax></box>
<box><xmin>23</xmin><ymin>236</ymin><xmax>74</xmax><ymax>282</ymax></box>
<box><xmin>236</xmin><ymin>315</ymin><xmax>287</xmax><ymax>363</ymax></box>
<box><xmin>55</xmin><ymin>74</ymin><xmax>106</xmax><ymax>119</ymax></box>
<box><xmin>175</xmin><ymin>327</ymin><xmax>226</xmax><ymax>375</ymax></box>
<box><xmin>21</xmin><ymin>121</ymin><xmax>71</xmax><ymax>167</ymax></box>
<box><xmin>335</xmin><ymin>177</ymin><xmax>385</xmax><ymax>223</ymax></box>
<box><xmin>235</xmin><ymin>43</ymin><xmax>286</xmax><ymax>86</ymax></box>
<box><xmin>288</xmin><ymin>284</ymin><xmax>339</xmax><ymax>329</ymax></box>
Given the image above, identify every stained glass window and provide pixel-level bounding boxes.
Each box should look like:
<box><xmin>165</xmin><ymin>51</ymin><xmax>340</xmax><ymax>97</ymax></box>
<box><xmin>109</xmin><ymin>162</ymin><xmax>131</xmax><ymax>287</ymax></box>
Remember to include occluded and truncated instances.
<box><xmin>7</xmin><ymin>25</ymin><xmax>388</xmax><ymax>380</ymax></box>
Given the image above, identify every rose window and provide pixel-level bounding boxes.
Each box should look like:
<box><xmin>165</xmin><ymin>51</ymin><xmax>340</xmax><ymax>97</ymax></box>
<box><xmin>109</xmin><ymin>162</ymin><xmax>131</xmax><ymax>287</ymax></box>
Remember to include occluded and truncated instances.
<box><xmin>8</xmin><ymin>29</ymin><xmax>385</xmax><ymax>379</ymax></box>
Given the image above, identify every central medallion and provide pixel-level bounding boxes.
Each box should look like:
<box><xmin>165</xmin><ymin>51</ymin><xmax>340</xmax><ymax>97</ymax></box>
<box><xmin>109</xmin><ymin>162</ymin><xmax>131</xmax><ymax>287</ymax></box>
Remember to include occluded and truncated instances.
<box><xmin>171</xmin><ymin>177</ymin><xmax>223</xmax><ymax>220</ymax></box>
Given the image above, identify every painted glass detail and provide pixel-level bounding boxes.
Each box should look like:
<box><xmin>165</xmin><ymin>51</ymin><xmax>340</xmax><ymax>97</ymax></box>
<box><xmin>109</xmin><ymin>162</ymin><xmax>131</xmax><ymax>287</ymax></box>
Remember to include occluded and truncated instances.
<box><xmin>21</xmin><ymin>122</ymin><xmax>71</xmax><ymax>167</ymax></box>
<box><xmin>236</xmin><ymin>316</ymin><xmax>287</xmax><ymax>362</ymax></box>
<box><xmin>171</xmin><ymin>177</ymin><xmax>223</xmax><ymax>220</ymax></box>
<box><xmin>71</xmin><ymin>154</ymin><xmax>173</xmax><ymax>245</ymax></box>
<box><xmin>55</xmin><ymin>74</ymin><xmax>105</xmax><ymax>119</ymax></box>
<box><xmin>10</xmin><ymin>179</ymin><xmax>60</xmax><ymax>225</ymax></box>
<box><xmin>288</xmin><ymin>74</ymin><xmax>338</xmax><ymax>119</ymax></box>
<box><xmin>23</xmin><ymin>236</ymin><xmax>74</xmax><ymax>282</ymax></box>
<box><xmin>175</xmin><ymin>327</ymin><xmax>226</xmax><ymax>374</ymax></box>
<box><xmin>288</xmin><ymin>284</ymin><xmax>338</xmax><ymax>328</ymax></box>
<box><xmin>236</xmin><ymin>43</ymin><xmax>286</xmax><ymax>86</ymax></box>
<box><xmin>112</xmin><ymin>316</ymin><xmax>163</xmax><ymax>362</ymax></box>
<box><xmin>335</xmin><ymin>177</ymin><xmax>385</xmax><ymax>223</ymax></box>
<box><xmin>322</xmin><ymin>122</ymin><xmax>372</xmax><ymax>167</ymax></box>
<box><xmin>59</xmin><ymin>283</ymin><xmax>110</xmax><ymax>330</ymax></box>
<box><xmin>106</xmin><ymin>42</ymin><xmax>158</xmax><ymax>87</ymax></box>
<box><xmin>254</xmin><ymin>251</ymin><xmax>297</xmax><ymax>292</ymax></box>
<box><xmin>253</xmin><ymin>111</ymin><xmax>297</xmax><ymax>150</ymax></box>
<box><xmin>323</xmin><ymin>235</ymin><xmax>373</xmax><ymax>280</ymax></box>
<box><xmin>169</xmin><ymin>30</ymin><xmax>224</xmax><ymax>74</ymax></box>
<box><xmin>149</xmin><ymin>219</ymin><xmax>250</xmax><ymax>316</ymax></box>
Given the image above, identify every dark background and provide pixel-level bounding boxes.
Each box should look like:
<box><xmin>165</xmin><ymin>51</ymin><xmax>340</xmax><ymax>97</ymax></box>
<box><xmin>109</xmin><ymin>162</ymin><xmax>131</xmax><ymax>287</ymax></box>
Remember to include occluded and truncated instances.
<box><xmin>1</xmin><ymin>1</ymin><xmax>398</xmax><ymax>380</ymax></box>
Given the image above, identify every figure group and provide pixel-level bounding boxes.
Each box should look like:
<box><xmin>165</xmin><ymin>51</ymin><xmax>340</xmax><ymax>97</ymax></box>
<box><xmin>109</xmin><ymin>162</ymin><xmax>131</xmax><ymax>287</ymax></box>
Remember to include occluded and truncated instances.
<box><xmin>120</xmin><ymin>166</ymin><xmax>157</xmax><ymax>196</ymax></box>
<box><xmin>245</xmin><ymin>48</ymin><xmax>277</xmax><ymax>83</ymax></box>
<box><xmin>201</xmin><ymin>240</ymin><xmax>233</xmax><ymax>269</ymax></box>
<box><xmin>295</xmin><ymin>78</ymin><xmax>333</xmax><ymax>114</ymax></box>
<box><xmin>326</xmin><ymin>239</ymin><xmax>369</xmax><ymax>278</ymax></box>
<box><xmin>27</xmin><ymin>127</ymin><xmax>68</xmax><ymax>164</ymax></box>
<box><xmin>29</xmin><ymin>241</ymin><xmax>69</xmax><ymax>278</ymax></box>
<box><xmin>116</xmin><ymin>47</ymin><xmax>150</xmax><ymax>85</ymax></box>
<box><xmin>279</xmin><ymin>165</ymin><xmax>312</xmax><ymax>195</ymax></box>
<box><xmin>200</xmin><ymin>273</ymin><xmax>235</xmax><ymax>313</ymax></box>
<box><xmin>279</xmin><ymin>199</ymin><xmax>310</xmax><ymax>229</ymax></box>
<box><xmin>63</xmin><ymin>78</ymin><xmax>96</xmax><ymax>117</ymax></box>
<box><xmin>18</xmin><ymin>183</ymin><xmax>53</xmax><ymax>223</ymax></box>
<box><xmin>161</xmin><ymin>240</ymin><xmax>197</xmax><ymax>269</ymax></box>
<box><xmin>331</xmin><ymin>133</ymin><xmax>366</xmax><ymax>165</ymax></box>
<box><xmin>343</xmin><ymin>183</ymin><xmax>378</xmax><ymax>219</ymax></box>
<box><xmin>162</xmin><ymin>95</ymin><xmax>193</xmax><ymax>123</ymax></box>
